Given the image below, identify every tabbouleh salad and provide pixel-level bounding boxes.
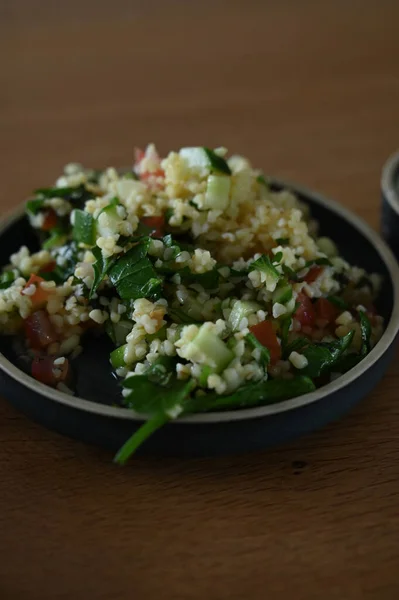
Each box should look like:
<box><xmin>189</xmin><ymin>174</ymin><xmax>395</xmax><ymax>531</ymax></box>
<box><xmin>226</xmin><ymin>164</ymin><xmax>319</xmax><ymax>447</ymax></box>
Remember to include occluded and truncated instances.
<box><xmin>0</xmin><ymin>145</ymin><xmax>384</xmax><ymax>462</ymax></box>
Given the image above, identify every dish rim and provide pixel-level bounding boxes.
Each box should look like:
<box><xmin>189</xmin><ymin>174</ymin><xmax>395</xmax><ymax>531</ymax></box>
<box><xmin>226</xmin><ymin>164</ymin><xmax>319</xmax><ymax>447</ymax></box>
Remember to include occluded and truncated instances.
<box><xmin>381</xmin><ymin>149</ymin><xmax>399</xmax><ymax>216</ymax></box>
<box><xmin>0</xmin><ymin>178</ymin><xmax>398</xmax><ymax>424</ymax></box>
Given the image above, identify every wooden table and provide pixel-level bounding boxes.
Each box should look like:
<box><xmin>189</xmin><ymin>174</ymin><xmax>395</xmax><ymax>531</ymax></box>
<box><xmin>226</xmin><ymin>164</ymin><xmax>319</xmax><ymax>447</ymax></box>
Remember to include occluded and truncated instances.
<box><xmin>1</xmin><ymin>2</ymin><xmax>399</xmax><ymax>598</ymax></box>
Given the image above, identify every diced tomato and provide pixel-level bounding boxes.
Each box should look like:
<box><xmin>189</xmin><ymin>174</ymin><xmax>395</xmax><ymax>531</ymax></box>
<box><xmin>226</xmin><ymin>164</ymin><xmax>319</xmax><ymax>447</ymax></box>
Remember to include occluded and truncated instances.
<box><xmin>24</xmin><ymin>310</ymin><xmax>58</xmax><ymax>349</ymax></box>
<box><xmin>294</xmin><ymin>293</ymin><xmax>315</xmax><ymax>327</ymax></box>
<box><xmin>39</xmin><ymin>261</ymin><xmax>57</xmax><ymax>274</ymax></box>
<box><xmin>314</xmin><ymin>298</ymin><xmax>338</xmax><ymax>324</ymax></box>
<box><xmin>41</xmin><ymin>209</ymin><xmax>58</xmax><ymax>231</ymax></box>
<box><xmin>134</xmin><ymin>146</ymin><xmax>164</xmax><ymax>182</ymax></box>
<box><xmin>141</xmin><ymin>216</ymin><xmax>165</xmax><ymax>238</ymax></box>
<box><xmin>31</xmin><ymin>356</ymin><xmax>69</xmax><ymax>386</ymax></box>
<box><xmin>134</xmin><ymin>148</ymin><xmax>145</xmax><ymax>165</ymax></box>
<box><xmin>249</xmin><ymin>320</ymin><xmax>282</xmax><ymax>365</ymax></box>
<box><xmin>304</xmin><ymin>265</ymin><xmax>323</xmax><ymax>284</ymax></box>
<box><xmin>21</xmin><ymin>274</ymin><xmax>52</xmax><ymax>309</ymax></box>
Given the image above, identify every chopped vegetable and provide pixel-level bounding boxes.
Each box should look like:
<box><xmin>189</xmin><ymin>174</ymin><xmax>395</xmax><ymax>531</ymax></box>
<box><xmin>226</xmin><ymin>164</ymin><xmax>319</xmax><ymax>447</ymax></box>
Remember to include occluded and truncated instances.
<box><xmin>186</xmin><ymin>325</ymin><xmax>234</xmax><ymax>373</ymax></box>
<box><xmin>140</xmin><ymin>216</ymin><xmax>165</xmax><ymax>238</ymax></box>
<box><xmin>245</xmin><ymin>332</ymin><xmax>271</xmax><ymax>368</ymax></box>
<box><xmin>31</xmin><ymin>356</ymin><xmax>69</xmax><ymax>386</ymax></box>
<box><xmin>21</xmin><ymin>274</ymin><xmax>52</xmax><ymax>309</ymax></box>
<box><xmin>24</xmin><ymin>310</ymin><xmax>57</xmax><ymax>349</ymax></box>
<box><xmin>248</xmin><ymin>320</ymin><xmax>281</xmax><ymax>364</ymax></box>
<box><xmin>204</xmin><ymin>174</ymin><xmax>231</xmax><ymax>210</ymax></box>
<box><xmin>108</xmin><ymin>242</ymin><xmax>162</xmax><ymax>302</ymax></box>
<box><xmin>228</xmin><ymin>300</ymin><xmax>261</xmax><ymax>331</ymax></box>
<box><xmin>41</xmin><ymin>209</ymin><xmax>58</xmax><ymax>231</ymax></box>
<box><xmin>72</xmin><ymin>209</ymin><xmax>96</xmax><ymax>245</ymax></box>
<box><xmin>294</xmin><ymin>293</ymin><xmax>315</xmax><ymax>327</ymax></box>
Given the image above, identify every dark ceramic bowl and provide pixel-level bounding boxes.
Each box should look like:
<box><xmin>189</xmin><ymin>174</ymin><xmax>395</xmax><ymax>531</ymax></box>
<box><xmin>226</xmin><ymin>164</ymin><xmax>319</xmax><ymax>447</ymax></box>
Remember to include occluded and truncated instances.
<box><xmin>381</xmin><ymin>150</ymin><xmax>399</xmax><ymax>259</ymax></box>
<box><xmin>0</xmin><ymin>180</ymin><xmax>398</xmax><ymax>457</ymax></box>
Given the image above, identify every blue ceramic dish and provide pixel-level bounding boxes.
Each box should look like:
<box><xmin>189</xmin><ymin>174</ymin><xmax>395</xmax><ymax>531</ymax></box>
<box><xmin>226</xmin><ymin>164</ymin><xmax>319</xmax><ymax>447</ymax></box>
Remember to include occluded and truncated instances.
<box><xmin>0</xmin><ymin>180</ymin><xmax>398</xmax><ymax>457</ymax></box>
<box><xmin>381</xmin><ymin>150</ymin><xmax>399</xmax><ymax>259</ymax></box>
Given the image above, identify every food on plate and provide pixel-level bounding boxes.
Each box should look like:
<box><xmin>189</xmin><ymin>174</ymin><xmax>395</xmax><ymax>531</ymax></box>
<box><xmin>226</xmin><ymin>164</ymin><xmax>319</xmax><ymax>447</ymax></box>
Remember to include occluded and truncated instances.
<box><xmin>0</xmin><ymin>145</ymin><xmax>384</xmax><ymax>462</ymax></box>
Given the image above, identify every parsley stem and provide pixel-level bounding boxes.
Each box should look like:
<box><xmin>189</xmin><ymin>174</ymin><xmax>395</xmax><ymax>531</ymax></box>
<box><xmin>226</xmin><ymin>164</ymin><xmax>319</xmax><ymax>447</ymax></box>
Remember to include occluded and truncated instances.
<box><xmin>113</xmin><ymin>412</ymin><xmax>170</xmax><ymax>465</ymax></box>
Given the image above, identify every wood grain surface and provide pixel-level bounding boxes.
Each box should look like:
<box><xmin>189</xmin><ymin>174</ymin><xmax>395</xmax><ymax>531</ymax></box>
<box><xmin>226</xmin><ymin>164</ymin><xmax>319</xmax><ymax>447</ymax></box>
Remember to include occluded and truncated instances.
<box><xmin>1</xmin><ymin>2</ymin><xmax>399</xmax><ymax>599</ymax></box>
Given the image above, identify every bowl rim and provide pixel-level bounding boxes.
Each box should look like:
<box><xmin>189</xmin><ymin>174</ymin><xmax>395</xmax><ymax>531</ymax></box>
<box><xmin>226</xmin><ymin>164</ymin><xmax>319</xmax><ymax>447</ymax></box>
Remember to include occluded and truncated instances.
<box><xmin>381</xmin><ymin>149</ymin><xmax>399</xmax><ymax>216</ymax></box>
<box><xmin>1</xmin><ymin>179</ymin><xmax>398</xmax><ymax>424</ymax></box>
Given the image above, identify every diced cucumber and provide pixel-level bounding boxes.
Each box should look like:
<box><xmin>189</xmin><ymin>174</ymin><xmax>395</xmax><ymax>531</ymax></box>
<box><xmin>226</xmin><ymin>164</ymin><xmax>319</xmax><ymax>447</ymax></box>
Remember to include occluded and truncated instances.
<box><xmin>204</xmin><ymin>174</ymin><xmax>231</xmax><ymax>210</ymax></box>
<box><xmin>179</xmin><ymin>147</ymin><xmax>231</xmax><ymax>175</ymax></box>
<box><xmin>72</xmin><ymin>209</ymin><xmax>95</xmax><ymax>245</ymax></box>
<box><xmin>113</xmin><ymin>320</ymin><xmax>133</xmax><ymax>346</ymax></box>
<box><xmin>187</xmin><ymin>326</ymin><xmax>234</xmax><ymax>372</ymax></box>
<box><xmin>228</xmin><ymin>300</ymin><xmax>261</xmax><ymax>331</ymax></box>
<box><xmin>317</xmin><ymin>237</ymin><xmax>338</xmax><ymax>258</ymax></box>
<box><xmin>179</xmin><ymin>147</ymin><xmax>211</xmax><ymax>170</ymax></box>
<box><xmin>96</xmin><ymin>198</ymin><xmax>121</xmax><ymax>237</ymax></box>
<box><xmin>110</xmin><ymin>344</ymin><xmax>127</xmax><ymax>368</ymax></box>
<box><xmin>105</xmin><ymin>319</ymin><xmax>132</xmax><ymax>346</ymax></box>
<box><xmin>273</xmin><ymin>282</ymin><xmax>293</xmax><ymax>305</ymax></box>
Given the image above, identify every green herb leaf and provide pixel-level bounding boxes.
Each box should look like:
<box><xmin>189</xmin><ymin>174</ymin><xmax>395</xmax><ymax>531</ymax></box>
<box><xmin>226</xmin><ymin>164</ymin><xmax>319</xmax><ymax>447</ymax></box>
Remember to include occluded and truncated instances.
<box><xmin>359</xmin><ymin>310</ymin><xmax>371</xmax><ymax>356</ymax></box>
<box><xmin>305</xmin><ymin>257</ymin><xmax>332</xmax><ymax>267</ymax></box>
<box><xmin>115</xmin><ymin>372</ymin><xmax>196</xmax><ymax>463</ymax></box>
<box><xmin>186</xmin><ymin>376</ymin><xmax>315</xmax><ymax>413</ymax></box>
<box><xmin>72</xmin><ymin>210</ymin><xmax>95</xmax><ymax>245</ymax></box>
<box><xmin>249</xmin><ymin>255</ymin><xmax>280</xmax><ymax>286</ymax></box>
<box><xmin>257</xmin><ymin>174</ymin><xmax>269</xmax><ymax>188</ymax></box>
<box><xmin>282</xmin><ymin>264</ymin><xmax>298</xmax><ymax>282</ymax></box>
<box><xmin>42</xmin><ymin>232</ymin><xmax>68</xmax><ymax>249</ymax></box>
<box><xmin>0</xmin><ymin>271</ymin><xmax>15</xmax><ymax>289</ymax></box>
<box><xmin>272</xmin><ymin>251</ymin><xmax>283</xmax><ymax>264</ymax></box>
<box><xmin>90</xmin><ymin>246</ymin><xmax>115</xmax><ymax>298</ymax></box>
<box><xmin>327</xmin><ymin>295</ymin><xmax>348</xmax><ymax>309</ymax></box>
<box><xmin>114</xmin><ymin>412</ymin><xmax>170</xmax><ymax>465</ymax></box>
<box><xmin>294</xmin><ymin>331</ymin><xmax>355</xmax><ymax>378</ymax></box>
<box><xmin>283</xmin><ymin>336</ymin><xmax>309</xmax><ymax>359</ymax></box>
<box><xmin>246</xmin><ymin>333</ymin><xmax>271</xmax><ymax>368</ymax></box>
<box><xmin>108</xmin><ymin>241</ymin><xmax>162</xmax><ymax>301</ymax></box>
<box><xmin>203</xmin><ymin>148</ymin><xmax>232</xmax><ymax>175</ymax></box>
<box><xmin>276</xmin><ymin>237</ymin><xmax>289</xmax><ymax>245</ymax></box>
<box><xmin>26</xmin><ymin>198</ymin><xmax>45</xmax><ymax>215</ymax></box>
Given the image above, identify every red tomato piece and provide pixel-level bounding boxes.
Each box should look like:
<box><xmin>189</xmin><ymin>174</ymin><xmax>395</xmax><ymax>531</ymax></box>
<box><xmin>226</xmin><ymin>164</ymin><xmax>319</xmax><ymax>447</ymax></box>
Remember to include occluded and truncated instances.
<box><xmin>249</xmin><ymin>320</ymin><xmax>282</xmax><ymax>365</ymax></box>
<box><xmin>31</xmin><ymin>356</ymin><xmax>69</xmax><ymax>386</ymax></box>
<box><xmin>39</xmin><ymin>261</ymin><xmax>57</xmax><ymax>274</ymax></box>
<box><xmin>294</xmin><ymin>293</ymin><xmax>315</xmax><ymax>327</ymax></box>
<box><xmin>21</xmin><ymin>274</ymin><xmax>52</xmax><ymax>309</ymax></box>
<box><xmin>141</xmin><ymin>216</ymin><xmax>165</xmax><ymax>238</ymax></box>
<box><xmin>304</xmin><ymin>265</ymin><xmax>323</xmax><ymax>283</ymax></box>
<box><xmin>24</xmin><ymin>310</ymin><xmax>58</xmax><ymax>349</ymax></box>
<box><xmin>134</xmin><ymin>147</ymin><xmax>164</xmax><ymax>182</ymax></box>
<box><xmin>41</xmin><ymin>209</ymin><xmax>58</xmax><ymax>231</ymax></box>
<box><xmin>314</xmin><ymin>298</ymin><xmax>338</xmax><ymax>324</ymax></box>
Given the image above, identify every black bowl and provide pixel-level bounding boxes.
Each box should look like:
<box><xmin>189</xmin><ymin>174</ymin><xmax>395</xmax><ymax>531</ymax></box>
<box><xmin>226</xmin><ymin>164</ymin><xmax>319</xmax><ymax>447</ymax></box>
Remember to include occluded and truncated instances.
<box><xmin>1</xmin><ymin>180</ymin><xmax>398</xmax><ymax>457</ymax></box>
<box><xmin>381</xmin><ymin>150</ymin><xmax>399</xmax><ymax>259</ymax></box>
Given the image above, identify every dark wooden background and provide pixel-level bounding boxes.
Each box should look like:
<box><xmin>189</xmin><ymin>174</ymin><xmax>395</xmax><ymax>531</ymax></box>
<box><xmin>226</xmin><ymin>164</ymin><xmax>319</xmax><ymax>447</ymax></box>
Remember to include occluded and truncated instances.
<box><xmin>1</xmin><ymin>2</ymin><xmax>399</xmax><ymax>598</ymax></box>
